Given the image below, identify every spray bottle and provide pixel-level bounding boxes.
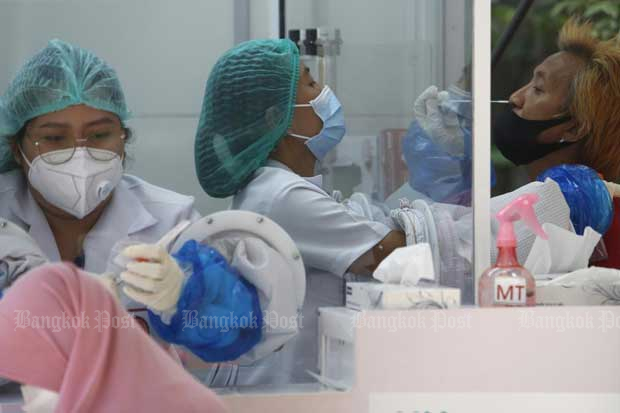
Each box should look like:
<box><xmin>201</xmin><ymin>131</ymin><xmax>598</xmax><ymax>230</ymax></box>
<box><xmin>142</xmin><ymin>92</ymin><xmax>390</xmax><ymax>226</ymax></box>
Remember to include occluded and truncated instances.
<box><xmin>479</xmin><ymin>194</ymin><xmax>548</xmax><ymax>307</ymax></box>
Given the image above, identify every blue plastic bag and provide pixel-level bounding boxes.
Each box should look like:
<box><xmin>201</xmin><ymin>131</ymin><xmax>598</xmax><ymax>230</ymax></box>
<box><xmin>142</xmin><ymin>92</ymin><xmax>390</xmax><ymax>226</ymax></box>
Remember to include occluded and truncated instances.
<box><xmin>148</xmin><ymin>240</ymin><xmax>263</xmax><ymax>362</ymax></box>
<box><xmin>401</xmin><ymin>119</ymin><xmax>495</xmax><ymax>206</ymax></box>
<box><xmin>537</xmin><ymin>164</ymin><xmax>614</xmax><ymax>235</ymax></box>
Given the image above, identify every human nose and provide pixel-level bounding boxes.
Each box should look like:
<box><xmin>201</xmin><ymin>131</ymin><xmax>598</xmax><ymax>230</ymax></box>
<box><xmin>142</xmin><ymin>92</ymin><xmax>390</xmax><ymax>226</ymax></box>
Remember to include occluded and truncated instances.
<box><xmin>509</xmin><ymin>84</ymin><xmax>527</xmax><ymax>109</ymax></box>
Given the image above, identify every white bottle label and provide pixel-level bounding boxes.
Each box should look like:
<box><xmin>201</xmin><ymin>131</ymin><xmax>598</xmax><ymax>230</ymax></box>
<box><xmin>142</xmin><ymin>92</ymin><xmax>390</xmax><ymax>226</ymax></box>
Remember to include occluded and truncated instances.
<box><xmin>493</xmin><ymin>277</ymin><xmax>527</xmax><ymax>305</ymax></box>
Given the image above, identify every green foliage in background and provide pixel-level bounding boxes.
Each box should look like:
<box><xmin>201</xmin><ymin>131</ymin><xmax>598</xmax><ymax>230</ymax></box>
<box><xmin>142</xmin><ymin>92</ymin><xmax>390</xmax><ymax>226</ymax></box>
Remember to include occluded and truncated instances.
<box><xmin>551</xmin><ymin>0</ymin><xmax>619</xmax><ymax>40</ymax></box>
<box><xmin>492</xmin><ymin>0</ymin><xmax>619</xmax><ymax>97</ymax></box>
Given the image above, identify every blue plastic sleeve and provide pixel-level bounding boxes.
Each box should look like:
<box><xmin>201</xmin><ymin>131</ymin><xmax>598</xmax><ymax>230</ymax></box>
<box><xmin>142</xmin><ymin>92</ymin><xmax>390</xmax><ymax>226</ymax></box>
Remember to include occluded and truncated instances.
<box><xmin>148</xmin><ymin>240</ymin><xmax>263</xmax><ymax>362</ymax></box>
<box><xmin>537</xmin><ymin>164</ymin><xmax>613</xmax><ymax>235</ymax></box>
<box><xmin>401</xmin><ymin>119</ymin><xmax>495</xmax><ymax>206</ymax></box>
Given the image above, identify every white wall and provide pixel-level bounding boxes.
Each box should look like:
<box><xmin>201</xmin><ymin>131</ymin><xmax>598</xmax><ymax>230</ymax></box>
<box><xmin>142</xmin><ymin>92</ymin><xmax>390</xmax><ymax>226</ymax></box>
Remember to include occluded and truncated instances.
<box><xmin>285</xmin><ymin>0</ymin><xmax>445</xmax><ymax>136</ymax></box>
<box><xmin>0</xmin><ymin>0</ymin><xmax>235</xmax><ymax>215</ymax></box>
<box><xmin>249</xmin><ymin>0</ymin><xmax>279</xmax><ymax>40</ymax></box>
<box><xmin>283</xmin><ymin>0</ymin><xmax>465</xmax><ymax>196</ymax></box>
<box><xmin>0</xmin><ymin>0</ymin><xmax>470</xmax><ymax>212</ymax></box>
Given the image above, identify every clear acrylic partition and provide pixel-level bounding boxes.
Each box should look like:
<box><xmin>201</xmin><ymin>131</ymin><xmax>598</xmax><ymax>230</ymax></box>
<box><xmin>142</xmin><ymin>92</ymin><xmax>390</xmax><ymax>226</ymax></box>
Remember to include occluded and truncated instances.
<box><xmin>0</xmin><ymin>0</ymin><xmax>239</xmax><ymax>216</ymax></box>
<box><xmin>285</xmin><ymin>0</ymin><xmax>477</xmax><ymax>301</ymax></box>
<box><xmin>256</xmin><ymin>0</ymin><xmax>483</xmax><ymax>392</ymax></box>
<box><xmin>0</xmin><ymin>0</ymin><xmax>487</xmax><ymax>399</ymax></box>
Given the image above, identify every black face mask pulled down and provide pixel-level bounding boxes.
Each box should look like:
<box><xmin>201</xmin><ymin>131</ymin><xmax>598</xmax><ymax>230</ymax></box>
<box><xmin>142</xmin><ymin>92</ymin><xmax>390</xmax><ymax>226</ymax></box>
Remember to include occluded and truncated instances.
<box><xmin>492</xmin><ymin>108</ymin><xmax>573</xmax><ymax>165</ymax></box>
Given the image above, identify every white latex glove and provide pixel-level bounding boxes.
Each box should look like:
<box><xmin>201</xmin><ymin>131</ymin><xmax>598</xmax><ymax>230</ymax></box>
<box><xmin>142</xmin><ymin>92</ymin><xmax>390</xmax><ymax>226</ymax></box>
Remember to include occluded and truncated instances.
<box><xmin>120</xmin><ymin>244</ymin><xmax>185</xmax><ymax>315</ymax></box>
<box><xmin>390</xmin><ymin>206</ymin><xmax>429</xmax><ymax>246</ymax></box>
<box><xmin>231</xmin><ymin>237</ymin><xmax>304</xmax><ymax>364</ymax></box>
<box><xmin>604</xmin><ymin>180</ymin><xmax>620</xmax><ymax>198</ymax></box>
<box><xmin>413</xmin><ymin>85</ymin><xmax>465</xmax><ymax>156</ymax></box>
<box><xmin>391</xmin><ymin>209</ymin><xmax>417</xmax><ymax>246</ymax></box>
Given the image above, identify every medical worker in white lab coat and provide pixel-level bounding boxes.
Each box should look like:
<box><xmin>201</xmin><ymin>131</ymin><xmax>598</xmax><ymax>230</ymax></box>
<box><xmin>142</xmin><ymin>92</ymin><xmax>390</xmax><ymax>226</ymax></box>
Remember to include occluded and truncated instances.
<box><xmin>0</xmin><ymin>39</ymin><xmax>199</xmax><ymax>280</ymax></box>
<box><xmin>190</xmin><ymin>39</ymin><xmax>408</xmax><ymax>384</ymax></box>
<box><xmin>189</xmin><ymin>39</ymin><xmax>620</xmax><ymax>385</ymax></box>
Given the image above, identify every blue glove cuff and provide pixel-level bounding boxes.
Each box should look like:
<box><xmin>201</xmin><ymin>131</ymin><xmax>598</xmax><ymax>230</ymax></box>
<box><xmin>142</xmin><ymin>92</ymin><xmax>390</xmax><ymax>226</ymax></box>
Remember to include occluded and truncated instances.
<box><xmin>148</xmin><ymin>240</ymin><xmax>263</xmax><ymax>362</ymax></box>
<box><xmin>537</xmin><ymin>164</ymin><xmax>614</xmax><ymax>235</ymax></box>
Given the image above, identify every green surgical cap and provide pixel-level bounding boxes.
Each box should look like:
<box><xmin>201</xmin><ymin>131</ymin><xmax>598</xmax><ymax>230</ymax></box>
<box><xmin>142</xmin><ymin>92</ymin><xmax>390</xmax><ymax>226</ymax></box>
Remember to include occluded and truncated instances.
<box><xmin>0</xmin><ymin>39</ymin><xmax>130</xmax><ymax>173</ymax></box>
<box><xmin>194</xmin><ymin>39</ymin><xmax>300</xmax><ymax>198</ymax></box>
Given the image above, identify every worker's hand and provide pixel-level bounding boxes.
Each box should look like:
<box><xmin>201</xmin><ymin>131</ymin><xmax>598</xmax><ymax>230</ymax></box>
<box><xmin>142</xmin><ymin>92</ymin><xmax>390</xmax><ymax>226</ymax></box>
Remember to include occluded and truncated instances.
<box><xmin>413</xmin><ymin>85</ymin><xmax>465</xmax><ymax>156</ymax></box>
<box><xmin>390</xmin><ymin>207</ymin><xmax>422</xmax><ymax>246</ymax></box>
<box><xmin>120</xmin><ymin>244</ymin><xmax>185</xmax><ymax>314</ymax></box>
<box><xmin>604</xmin><ymin>180</ymin><xmax>620</xmax><ymax>198</ymax></box>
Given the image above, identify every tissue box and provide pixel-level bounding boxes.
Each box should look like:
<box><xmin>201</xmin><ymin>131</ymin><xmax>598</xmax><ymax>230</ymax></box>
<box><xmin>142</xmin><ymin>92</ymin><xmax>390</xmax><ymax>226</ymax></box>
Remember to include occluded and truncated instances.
<box><xmin>536</xmin><ymin>278</ymin><xmax>620</xmax><ymax>306</ymax></box>
<box><xmin>345</xmin><ymin>282</ymin><xmax>461</xmax><ymax>311</ymax></box>
<box><xmin>317</xmin><ymin>307</ymin><xmax>357</xmax><ymax>388</ymax></box>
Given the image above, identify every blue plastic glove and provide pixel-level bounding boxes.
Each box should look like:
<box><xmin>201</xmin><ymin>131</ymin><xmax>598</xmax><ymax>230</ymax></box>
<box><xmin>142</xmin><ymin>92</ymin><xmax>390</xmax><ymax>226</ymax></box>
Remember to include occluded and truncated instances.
<box><xmin>403</xmin><ymin>86</ymin><xmax>495</xmax><ymax>206</ymax></box>
<box><xmin>402</xmin><ymin>119</ymin><xmax>476</xmax><ymax>206</ymax></box>
<box><xmin>537</xmin><ymin>164</ymin><xmax>614</xmax><ymax>236</ymax></box>
<box><xmin>148</xmin><ymin>240</ymin><xmax>263</xmax><ymax>363</ymax></box>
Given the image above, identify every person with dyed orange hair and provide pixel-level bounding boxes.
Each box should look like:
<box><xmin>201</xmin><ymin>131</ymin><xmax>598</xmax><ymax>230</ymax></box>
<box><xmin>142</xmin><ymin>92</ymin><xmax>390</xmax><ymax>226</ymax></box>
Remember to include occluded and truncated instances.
<box><xmin>493</xmin><ymin>17</ymin><xmax>620</xmax><ymax>267</ymax></box>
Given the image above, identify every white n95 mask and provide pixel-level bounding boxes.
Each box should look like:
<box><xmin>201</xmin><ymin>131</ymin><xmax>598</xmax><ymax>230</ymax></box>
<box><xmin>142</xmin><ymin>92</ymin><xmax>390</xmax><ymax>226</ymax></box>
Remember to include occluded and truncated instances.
<box><xmin>21</xmin><ymin>147</ymin><xmax>123</xmax><ymax>219</ymax></box>
<box><xmin>288</xmin><ymin>85</ymin><xmax>346</xmax><ymax>161</ymax></box>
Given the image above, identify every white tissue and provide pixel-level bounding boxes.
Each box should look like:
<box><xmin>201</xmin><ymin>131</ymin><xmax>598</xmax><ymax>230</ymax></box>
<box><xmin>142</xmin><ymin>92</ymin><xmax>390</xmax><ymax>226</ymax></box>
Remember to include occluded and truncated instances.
<box><xmin>372</xmin><ymin>243</ymin><xmax>435</xmax><ymax>285</ymax></box>
<box><xmin>546</xmin><ymin>267</ymin><xmax>620</xmax><ymax>286</ymax></box>
<box><xmin>524</xmin><ymin>223</ymin><xmax>601</xmax><ymax>275</ymax></box>
<box><xmin>536</xmin><ymin>267</ymin><xmax>620</xmax><ymax>306</ymax></box>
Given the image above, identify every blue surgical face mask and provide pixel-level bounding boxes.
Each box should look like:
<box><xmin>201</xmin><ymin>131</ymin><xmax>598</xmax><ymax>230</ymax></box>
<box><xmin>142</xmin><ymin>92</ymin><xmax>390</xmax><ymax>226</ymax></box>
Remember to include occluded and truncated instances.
<box><xmin>288</xmin><ymin>85</ymin><xmax>346</xmax><ymax>161</ymax></box>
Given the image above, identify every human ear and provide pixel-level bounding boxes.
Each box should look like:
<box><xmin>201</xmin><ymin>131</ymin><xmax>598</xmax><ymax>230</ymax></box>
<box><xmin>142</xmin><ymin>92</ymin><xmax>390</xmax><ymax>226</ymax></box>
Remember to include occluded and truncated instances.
<box><xmin>561</xmin><ymin>120</ymin><xmax>587</xmax><ymax>143</ymax></box>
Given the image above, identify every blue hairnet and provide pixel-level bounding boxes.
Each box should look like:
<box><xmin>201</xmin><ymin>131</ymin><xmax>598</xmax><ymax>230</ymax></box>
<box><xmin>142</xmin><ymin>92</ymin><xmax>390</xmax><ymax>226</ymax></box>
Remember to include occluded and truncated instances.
<box><xmin>0</xmin><ymin>39</ymin><xmax>130</xmax><ymax>173</ymax></box>
<box><xmin>537</xmin><ymin>164</ymin><xmax>614</xmax><ymax>235</ymax></box>
<box><xmin>149</xmin><ymin>240</ymin><xmax>263</xmax><ymax>362</ymax></box>
<box><xmin>194</xmin><ymin>39</ymin><xmax>300</xmax><ymax>198</ymax></box>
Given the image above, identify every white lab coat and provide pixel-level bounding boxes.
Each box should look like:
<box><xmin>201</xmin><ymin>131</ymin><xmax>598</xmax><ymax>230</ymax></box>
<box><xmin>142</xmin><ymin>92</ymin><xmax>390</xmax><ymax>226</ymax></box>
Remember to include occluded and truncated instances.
<box><xmin>0</xmin><ymin>170</ymin><xmax>201</xmax><ymax>273</ymax></box>
<box><xmin>226</xmin><ymin>160</ymin><xmax>391</xmax><ymax>385</ymax></box>
<box><xmin>0</xmin><ymin>218</ymin><xmax>47</xmax><ymax>290</ymax></box>
<box><xmin>233</xmin><ymin>160</ymin><xmax>391</xmax><ymax>276</ymax></box>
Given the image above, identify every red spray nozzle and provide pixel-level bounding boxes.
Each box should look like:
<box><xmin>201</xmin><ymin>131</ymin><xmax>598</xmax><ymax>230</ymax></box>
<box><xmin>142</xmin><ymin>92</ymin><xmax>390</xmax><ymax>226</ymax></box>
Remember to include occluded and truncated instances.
<box><xmin>496</xmin><ymin>193</ymin><xmax>548</xmax><ymax>248</ymax></box>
